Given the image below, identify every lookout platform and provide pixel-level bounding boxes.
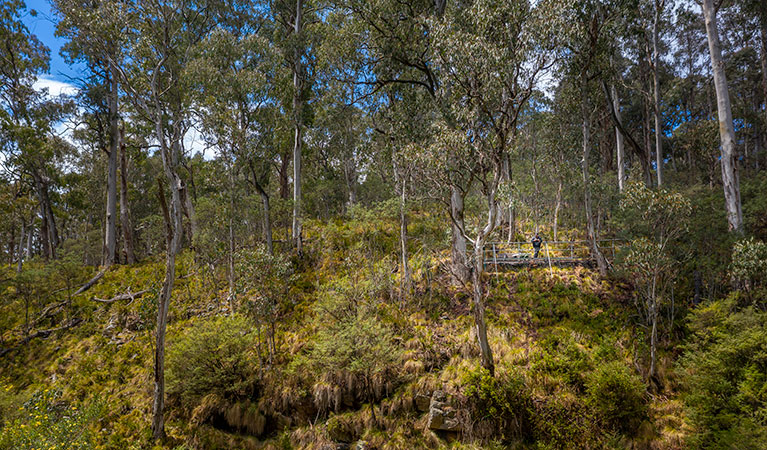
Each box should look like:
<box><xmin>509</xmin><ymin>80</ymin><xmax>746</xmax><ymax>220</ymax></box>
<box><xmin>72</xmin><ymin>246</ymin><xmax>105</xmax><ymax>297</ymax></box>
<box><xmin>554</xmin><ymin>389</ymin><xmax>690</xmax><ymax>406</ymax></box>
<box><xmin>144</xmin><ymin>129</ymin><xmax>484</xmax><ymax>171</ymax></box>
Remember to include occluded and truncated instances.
<box><xmin>483</xmin><ymin>239</ymin><xmax>621</xmax><ymax>271</ymax></box>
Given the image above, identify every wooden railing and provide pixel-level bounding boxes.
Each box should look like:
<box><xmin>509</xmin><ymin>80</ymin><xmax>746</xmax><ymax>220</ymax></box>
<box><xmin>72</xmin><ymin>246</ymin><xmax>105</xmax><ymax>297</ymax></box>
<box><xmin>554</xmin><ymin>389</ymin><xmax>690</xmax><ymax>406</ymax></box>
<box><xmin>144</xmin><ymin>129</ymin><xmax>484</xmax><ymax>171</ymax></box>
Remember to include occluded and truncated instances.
<box><xmin>483</xmin><ymin>239</ymin><xmax>623</xmax><ymax>269</ymax></box>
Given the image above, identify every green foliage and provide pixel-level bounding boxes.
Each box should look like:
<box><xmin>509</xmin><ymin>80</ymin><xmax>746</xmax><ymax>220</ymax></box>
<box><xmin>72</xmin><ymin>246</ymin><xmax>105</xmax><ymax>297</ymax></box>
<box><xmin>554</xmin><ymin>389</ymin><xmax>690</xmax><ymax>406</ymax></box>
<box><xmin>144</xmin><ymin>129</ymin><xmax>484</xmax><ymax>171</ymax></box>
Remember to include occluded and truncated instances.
<box><xmin>532</xmin><ymin>330</ymin><xmax>593</xmax><ymax>390</ymax></box>
<box><xmin>166</xmin><ymin>315</ymin><xmax>258</xmax><ymax>407</ymax></box>
<box><xmin>730</xmin><ymin>238</ymin><xmax>767</xmax><ymax>299</ymax></box>
<box><xmin>0</xmin><ymin>389</ymin><xmax>103</xmax><ymax>450</ymax></box>
<box><xmin>585</xmin><ymin>361</ymin><xmax>647</xmax><ymax>435</ymax></box>
<box><xmin>462</xmin><ymin>366</ymin><xmax>532</xmax><ymax>441</ymax></box>
<box><xmin>297</xmin><ymin>262</ymin><xmax>402</xmax><ymax>411</ymax></box>
<box><xmin>678</xmin><ymin>297</ymin><xmax>767</xmax><ymax>448</ymax></box>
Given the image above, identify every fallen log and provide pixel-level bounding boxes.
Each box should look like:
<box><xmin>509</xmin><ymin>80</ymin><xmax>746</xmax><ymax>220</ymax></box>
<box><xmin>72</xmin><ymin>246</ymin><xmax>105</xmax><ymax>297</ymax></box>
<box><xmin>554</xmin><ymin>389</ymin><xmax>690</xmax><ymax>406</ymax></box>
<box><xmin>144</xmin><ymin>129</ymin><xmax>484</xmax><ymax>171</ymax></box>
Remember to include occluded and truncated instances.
<box><xmin>92</xmin><ymin>289</ymin><xmax>149</xmax><ymax>304</ymax></box>
<box><xmin>73</xmin><ymin>269</ymin><xmax>106</xmax><ymax>296</ymax></box>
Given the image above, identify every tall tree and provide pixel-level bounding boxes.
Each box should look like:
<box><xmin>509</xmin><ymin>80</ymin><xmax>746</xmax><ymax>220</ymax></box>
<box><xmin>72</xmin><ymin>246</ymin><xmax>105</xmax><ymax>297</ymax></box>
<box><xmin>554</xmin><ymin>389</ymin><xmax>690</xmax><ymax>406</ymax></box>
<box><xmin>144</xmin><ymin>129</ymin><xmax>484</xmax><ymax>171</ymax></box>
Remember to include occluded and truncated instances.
<box><xmin>702</xmin><ymin>0</ymin><xmax>743</xmax><ymax>233</ymax></box>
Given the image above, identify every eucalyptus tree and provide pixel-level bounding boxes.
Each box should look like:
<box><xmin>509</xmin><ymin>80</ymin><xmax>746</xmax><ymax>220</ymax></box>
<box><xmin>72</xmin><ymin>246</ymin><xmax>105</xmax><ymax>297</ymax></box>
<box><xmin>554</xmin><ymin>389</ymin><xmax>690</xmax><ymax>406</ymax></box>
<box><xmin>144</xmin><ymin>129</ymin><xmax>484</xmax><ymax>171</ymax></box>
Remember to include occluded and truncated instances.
<box><xmin>701</xmin><ymin>0</ymin><xmax>743</xmax><ymax>233</ymax></box>
<box><xmin>0</xmin><ymin>0</ymin><xmax>67</xmax><ymax>260</ymax></box>
<box><xmin>328</xmin><ymin>0</ymin><xmax>479</xmax><ymax>283</ymax></box>
<box><xmin>108</xmin><ymin>0</ymin><xmax>229</xmax><ymax>439</ymax></box>
<box><xmin>54</xmin><ymin>0</ymin><xmax>128</xmax><ymax>265</ymax></box>
<box><xmin>560</xmin><ymin>0</ymin><xmax>629</xmax><ymax>276</ymax></box>
<box><xmin>189</xmin><ymin>18</ymin><xmax>277</xmax><ymax>299</ymax></box>
<box><xmin>271</xmin><ymin>0</ymin><xmax>322</xmax><ymax>254</ymax></box>
<box><xmin>417</xmin><ymin>0</ymin><xmax>560</xmax><ymax>375</ymax></box>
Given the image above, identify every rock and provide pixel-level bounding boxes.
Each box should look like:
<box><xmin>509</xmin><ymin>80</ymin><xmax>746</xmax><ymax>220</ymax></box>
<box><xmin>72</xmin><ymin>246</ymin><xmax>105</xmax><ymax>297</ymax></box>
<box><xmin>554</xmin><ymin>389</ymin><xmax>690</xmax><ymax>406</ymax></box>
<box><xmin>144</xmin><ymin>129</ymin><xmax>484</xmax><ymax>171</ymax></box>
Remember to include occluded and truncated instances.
<box><xmin>426</xmin><ymin>390</ymin><xmax>461</xmax><ymax>432</ymax></box>
<box><xmin>414</xmin><ymin>393</ymin><xmax>431</xmax><ymax>412</ymax></box>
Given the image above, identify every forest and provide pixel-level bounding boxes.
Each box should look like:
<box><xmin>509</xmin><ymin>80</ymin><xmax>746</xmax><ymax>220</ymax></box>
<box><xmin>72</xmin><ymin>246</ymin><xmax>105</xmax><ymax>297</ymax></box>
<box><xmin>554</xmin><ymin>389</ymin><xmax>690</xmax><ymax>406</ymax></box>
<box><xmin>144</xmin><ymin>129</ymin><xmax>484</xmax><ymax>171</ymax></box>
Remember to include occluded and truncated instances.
<box><xmin>1</xmin><ymin>0</ymin><xmax>767</xmax><ymax>448</ymax></box>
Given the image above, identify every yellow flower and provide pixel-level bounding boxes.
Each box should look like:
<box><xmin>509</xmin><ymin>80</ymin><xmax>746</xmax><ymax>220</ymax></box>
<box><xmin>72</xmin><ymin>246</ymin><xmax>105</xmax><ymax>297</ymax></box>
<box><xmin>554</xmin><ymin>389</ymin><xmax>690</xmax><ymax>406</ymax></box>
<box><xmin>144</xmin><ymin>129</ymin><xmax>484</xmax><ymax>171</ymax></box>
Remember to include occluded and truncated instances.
<box><xmin>35</xmin><ymin>420</ymin><xmax>41</xmax><ymax>425</ymax></box>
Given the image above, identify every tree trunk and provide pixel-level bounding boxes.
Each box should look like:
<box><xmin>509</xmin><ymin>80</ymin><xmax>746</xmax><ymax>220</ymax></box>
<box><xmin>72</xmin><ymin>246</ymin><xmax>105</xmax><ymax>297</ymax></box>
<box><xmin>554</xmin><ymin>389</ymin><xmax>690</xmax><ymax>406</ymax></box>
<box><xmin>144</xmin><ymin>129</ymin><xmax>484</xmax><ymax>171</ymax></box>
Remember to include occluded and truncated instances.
<box><xmin>759</xmin><ymin>14</ymin><xmax>767</xmax><ymax>170</ymax></box>
<box><xmin>261</xmin><ymin>190</ymin><xmax>273</xmax><ymax>255</ymax></box>
<box><xmin>649</xmin><ymin>272</ymin><xmax>658</xmax><ymax>378</ymax></box>
<box><xmin>291</xmin><ymin>0</ymin><xmax>304</xmax><ymax>254</ymax></box>
<box><xmin>16</xmin><ymin>220</ymin><xmax>25</xmax><ymax>273</ymax></box>
<box><xmin>103</xmin><ymin>67</ymin><xmax>119</xmax><ymax>266</ymax></box>
<box><xmin>450</xmin><ymin>185</ymin><xmax>470</xmax><ymax>284</ymax></box>
<box><xmin>702</xmin><ymin>0</ymin><xmax>744</xmax><ymax>233</ymax></box>
<box><xmin>652</xmin><ymin>0</ymin><xmax>664</xmax><ymax>187</ymax></box>
<box><xmin>554</xmin><ymin>179</ymin><xmax>562</xmax><ymax>241</ymax></box>
<box><xmin>119</xmin><ymin>123</ymin><xmax>136</xmax><ymax>264</ymax></box>
<box><xmin>33</xmin><ymin>173</ymin><xmax>56</xmax><ymax>260</ymax></box>
<box><xmin>612</xmin><ymin>84</ymin><xmax>625</xmax><ymax>192</ymax></box>
<box><xmin>181</xmin><ymin>177</ymin><xmax>198</xmax><ymax>248</ymax></box>
<box><xmin>472</xmin><ymin>238</ymin><xmax>494</xmax><ymax>376</ymax></box>
<box><xmin>399</xmin><ymin>176</ymin><xmax>410</xmax><ymax>303</ymax></box>
<box><xmin>228</xmin><ymin>154</ymin><xmax>235</xmax><ymax>307</ymax></box>
<box><xmin>151</xmin><ymin>107</ymin><xmax>185</xmax><ymax>441</ymax></box>
<box><xmin>581</xmin><ymin>80</ymin><xmax>608</xmax><ymax>276</ymax></box>
<box><xmin>278</xmin><ymin>151</ymin><xmax>290</xmax><ymax>200</ymax></box>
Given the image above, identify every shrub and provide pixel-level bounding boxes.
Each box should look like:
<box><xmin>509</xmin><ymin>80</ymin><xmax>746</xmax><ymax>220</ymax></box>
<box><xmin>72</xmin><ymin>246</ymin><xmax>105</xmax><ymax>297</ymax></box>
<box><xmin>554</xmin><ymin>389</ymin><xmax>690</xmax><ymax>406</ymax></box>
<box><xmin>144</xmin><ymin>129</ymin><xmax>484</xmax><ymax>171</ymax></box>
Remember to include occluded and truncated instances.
<box><xmin>678</xmin><ymin>298</ymin><xmax>767</xmax><ymax>448</ymax></box>
<box><xmin>0</xmin><ymin>389</ymin><xmax>102</xmax><ymax>450</ymax></box>
<box><xmin>585</xmin><ymin>361</ymin><xmax>647</xmax><ymax>435</ymax></box>
<box><xmin>298</xmin><ymin>266</ymin><xmax>401</xmax><ymax>413</ymax></box>
<box><xmin>462</xmin><ymin>366</ymin><xmax>532</xmax><ymax>442</ymax></box>
<box><xmin>167</xmin><ymin>315</ymin><xmax>258</xmax><ymax>407</ymax></box>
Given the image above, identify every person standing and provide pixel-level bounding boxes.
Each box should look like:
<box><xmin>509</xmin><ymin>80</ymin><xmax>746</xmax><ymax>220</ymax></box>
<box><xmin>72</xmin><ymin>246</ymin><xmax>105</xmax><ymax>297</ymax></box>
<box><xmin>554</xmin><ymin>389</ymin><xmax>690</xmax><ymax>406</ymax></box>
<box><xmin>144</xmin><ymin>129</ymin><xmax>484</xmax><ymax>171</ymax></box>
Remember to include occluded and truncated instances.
<box><xmin>531</xmin><ymin>233</ymin><xmax>543</xmax><ymax>258</ymax></box>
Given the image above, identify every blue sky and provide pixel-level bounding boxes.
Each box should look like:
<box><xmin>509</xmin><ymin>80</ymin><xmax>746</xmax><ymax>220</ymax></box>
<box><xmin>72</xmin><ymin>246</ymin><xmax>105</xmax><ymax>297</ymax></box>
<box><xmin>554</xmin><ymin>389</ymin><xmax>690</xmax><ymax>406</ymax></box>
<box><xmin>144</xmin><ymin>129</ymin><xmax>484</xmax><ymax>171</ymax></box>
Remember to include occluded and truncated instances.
<box><xmin>22</xmin><ymin>0</ymin><xmax>85</xmax><ymax>85</ymax></box>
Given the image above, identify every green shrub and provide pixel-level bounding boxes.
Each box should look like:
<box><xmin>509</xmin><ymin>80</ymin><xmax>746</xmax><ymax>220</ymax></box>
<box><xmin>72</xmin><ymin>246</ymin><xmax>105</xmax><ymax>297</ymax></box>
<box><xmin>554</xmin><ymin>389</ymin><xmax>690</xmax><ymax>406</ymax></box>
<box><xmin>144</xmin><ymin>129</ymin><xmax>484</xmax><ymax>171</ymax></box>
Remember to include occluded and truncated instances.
<box><xmin>678</xmin><ymin>297</ymin><xmax>767</xmax><ymax>448</ymax></box>
<box><xmin>462</xmin><ymin>366</ymin><xmax>532</xmax><ymax>442</ymax></box>
<box><xmin>167</xmin><ymin>314</ymin><xmax>258</xmax><ymax>407</ymax></box>
<box><xmin>0</xmin><ymin>389</ymin><xmax>102</xmax><ymax>450</ymax></box>
<box><xmin>297</xmin><ymin>266</ymin><xmax>402</xmax><ymax>412</ymax></box>
<box><xmin>585</xmin><ymin>361</ymin><xmax>647</xmax><ymax>435</ymax></box>
<box><xmin>532</xmin><ymin>331</ymin><xmax>592</xmax><ymax>390</ymax></box>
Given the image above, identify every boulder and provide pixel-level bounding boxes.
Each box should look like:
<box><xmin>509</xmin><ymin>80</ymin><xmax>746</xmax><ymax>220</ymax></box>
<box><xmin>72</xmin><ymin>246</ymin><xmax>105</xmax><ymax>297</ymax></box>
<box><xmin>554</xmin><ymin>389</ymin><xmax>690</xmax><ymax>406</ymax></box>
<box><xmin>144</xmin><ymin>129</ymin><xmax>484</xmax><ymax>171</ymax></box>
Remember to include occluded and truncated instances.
<box><xmin>426</xmin><ymin>390</ymin><xmax>461</xmax><ymax>432</ymax></box>
<box><xmin>414</xmin><ymin>393</ymin><xmax>431</xmax><ymax>412</ymax></box>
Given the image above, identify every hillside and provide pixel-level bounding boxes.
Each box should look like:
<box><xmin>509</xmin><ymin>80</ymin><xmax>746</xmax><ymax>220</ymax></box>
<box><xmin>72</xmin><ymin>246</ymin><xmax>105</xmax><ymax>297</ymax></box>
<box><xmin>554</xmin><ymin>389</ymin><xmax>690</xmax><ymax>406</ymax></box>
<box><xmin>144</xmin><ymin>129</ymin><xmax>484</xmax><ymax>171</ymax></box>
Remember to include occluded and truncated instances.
<box><xmin>0</xmin><ymin>217</ymin><xmax>710</xmax><ymax>449</ymax></box>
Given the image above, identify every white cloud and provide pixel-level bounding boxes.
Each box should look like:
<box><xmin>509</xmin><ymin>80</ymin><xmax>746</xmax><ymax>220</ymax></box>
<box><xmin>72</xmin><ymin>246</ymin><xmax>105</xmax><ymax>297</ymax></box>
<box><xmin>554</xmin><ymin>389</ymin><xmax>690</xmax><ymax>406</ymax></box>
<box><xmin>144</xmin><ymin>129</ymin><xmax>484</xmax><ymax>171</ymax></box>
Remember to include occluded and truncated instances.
<box><xmin>33</xmin><ymin>76</ymin><xmax>79</xmax><ymax>97</ymax></box>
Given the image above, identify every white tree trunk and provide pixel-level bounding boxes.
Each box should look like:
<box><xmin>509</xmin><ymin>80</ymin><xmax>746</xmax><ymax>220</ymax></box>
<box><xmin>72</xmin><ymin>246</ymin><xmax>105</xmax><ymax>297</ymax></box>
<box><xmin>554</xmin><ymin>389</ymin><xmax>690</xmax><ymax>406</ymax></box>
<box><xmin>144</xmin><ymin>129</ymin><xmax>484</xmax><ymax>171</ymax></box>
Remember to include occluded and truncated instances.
<box><xmin>652</xmin><ymin>0</ymin><xmax>664</xmax><ymax>187</ymax></box>
<box><xmin>450</xmin><ymin>185</ymin><xmax>470</xmax><ymax>283</ymax></box>
<box><xmin>581</xmin><ymin>80</ymin><xmax>608</xmax><ymax>275</ymax></box>
<box><xmin>702</xmin><ymin>0</ymin><xmax>744</xmax><ymax>233</ymax></box>
<box><xmin>612</xmin><ymin>84</ymin><xmax>625</xmax><ymax>192</ymax></box>
<box><xmin>103</xmin><ymin>67</ymin><xmax>119</xmax><ymax>266</ymax></box>
<box><xmin>291</xmin><ymin>0</ymin><xmax>304</xmax><ymax>254</ymax></box>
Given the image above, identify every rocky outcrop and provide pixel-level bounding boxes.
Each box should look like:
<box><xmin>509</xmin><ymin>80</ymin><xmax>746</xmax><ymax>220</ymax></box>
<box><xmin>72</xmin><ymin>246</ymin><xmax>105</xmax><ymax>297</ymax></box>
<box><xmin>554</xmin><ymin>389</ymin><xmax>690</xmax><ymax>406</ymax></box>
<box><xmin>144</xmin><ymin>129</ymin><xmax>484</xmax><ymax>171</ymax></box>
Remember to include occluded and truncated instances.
<box><xmin>426</xmin><ymin>390</ymin><xmax>460</xmax><ymax>432</ymax></box>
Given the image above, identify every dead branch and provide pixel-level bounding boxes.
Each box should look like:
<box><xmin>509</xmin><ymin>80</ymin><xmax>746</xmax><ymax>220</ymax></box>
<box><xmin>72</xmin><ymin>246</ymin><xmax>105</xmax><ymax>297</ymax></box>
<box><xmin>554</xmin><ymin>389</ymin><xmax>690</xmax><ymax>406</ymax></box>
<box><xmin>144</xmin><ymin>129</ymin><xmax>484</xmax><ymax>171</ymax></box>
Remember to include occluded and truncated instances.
<box><xmin>73</xmin><ymin>269</ymin><xmax>107</xmax><ymax>296</ymax></box>
<box><xmin>92</xmin><ymin>289</ymin><xmax>149</xmax><ymax>304</ymax></box>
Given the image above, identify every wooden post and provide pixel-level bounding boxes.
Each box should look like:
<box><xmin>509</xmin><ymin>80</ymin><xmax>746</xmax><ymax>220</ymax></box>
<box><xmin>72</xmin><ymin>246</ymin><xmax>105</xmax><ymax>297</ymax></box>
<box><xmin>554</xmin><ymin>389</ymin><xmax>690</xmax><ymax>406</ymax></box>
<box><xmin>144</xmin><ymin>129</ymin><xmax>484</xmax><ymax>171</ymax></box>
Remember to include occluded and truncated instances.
<box><xmin>545</xmin><ymin>241</ymin><xmax>553</xmax><ymax>277</ymax></box>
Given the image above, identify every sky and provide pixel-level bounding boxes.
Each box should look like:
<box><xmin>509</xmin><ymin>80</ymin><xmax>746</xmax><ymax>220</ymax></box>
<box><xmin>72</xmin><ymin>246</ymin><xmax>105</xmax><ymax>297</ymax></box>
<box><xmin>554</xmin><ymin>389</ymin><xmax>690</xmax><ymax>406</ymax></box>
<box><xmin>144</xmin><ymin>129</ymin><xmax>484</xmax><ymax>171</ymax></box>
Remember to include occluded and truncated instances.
<box><xmin>21</xmin><ymin>0</ymin><xmax>209</xmax><ymax>157</ymax></box>
<box><xmin>22</xmin><ymin>0</ymin><xmax>84</xmax><ymax>89</ymax></box>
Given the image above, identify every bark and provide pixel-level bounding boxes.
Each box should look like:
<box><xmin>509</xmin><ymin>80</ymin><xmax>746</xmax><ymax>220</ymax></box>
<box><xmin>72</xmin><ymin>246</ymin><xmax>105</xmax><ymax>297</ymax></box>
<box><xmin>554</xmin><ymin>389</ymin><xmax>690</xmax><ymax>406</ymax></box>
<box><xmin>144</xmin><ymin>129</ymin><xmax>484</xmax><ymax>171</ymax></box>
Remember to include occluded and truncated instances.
<box><xmin>450</xmin><ymin>185</ymin><xmax>470</xmax><ymax>284</ymax></box>
<box><xmin>760</xmin><ymin>15</ymin><xmax>767</xmax><ymax>170</ymax></box>
<box><xmin>278</xmin><ymin>151</ymin><xmax>290</xmax><ymax>200</ymax></box>
<box><xmin>702</xmin><ymin>0</ymin><xmax>744</xmax><ymax>233</ymax></box>
<box><xmin>612</xmin><ymin>84</ymin><xmax>625</xmax><ymax>192</ymax></box>
<box><xmin>228</xmin><ymin>155</ymin><xmax>235</xmax><ymax>305</ymax></box>
<box><xmin>119</xmin><ymin>123</ymin><xmax>136</xmax><ymax>264</ymax></box>
<box><xmin>399</xmin><ymin>176</ymin><xmax>410</xmax><ymax>303</ymax></box>
<box><xmin>652</xmin><ymin>0</ymin><xmax>664</xmax><ymax>187</ymax></box>
<box><xmin>249</xmin><ymin>163</ymin><xmax>274</xmax><ymax>255</ymax></box>
<box><xmin>16</xmin><ymin>220</ymin><xmax>24</xmax><ymax>273</ymax></box>
<box><xmin>180</xmin><ymin>176</ymin><xmax>198</xmax><ymax>248</ymax></box>
<box><xmin>291</xmin><ymin>0</ymin><xmax>304</xmax><ymax>254</ymax></box>
<box><xmin>103</xmin><ymin>66</ymin><xmax>119</xmax><ymax>266</ymax></box>
<box><xmin>151</xmin><ymin>91</ymin><xmax>185</xmax><ymax>440</ymax></box>
<box><xmin>554</xmin><ymin>179</ymin><xmax>562</xmax><ymax>241</ymax></box>
<box><xmin>581</xmin><ymin>80</ymin><xmax>608</xmax><ymax>276</ymax></box>
<box><xmin>33</xmin><ymin>173</ymin><xmax>56</xmax><ymax>260</ymax></box>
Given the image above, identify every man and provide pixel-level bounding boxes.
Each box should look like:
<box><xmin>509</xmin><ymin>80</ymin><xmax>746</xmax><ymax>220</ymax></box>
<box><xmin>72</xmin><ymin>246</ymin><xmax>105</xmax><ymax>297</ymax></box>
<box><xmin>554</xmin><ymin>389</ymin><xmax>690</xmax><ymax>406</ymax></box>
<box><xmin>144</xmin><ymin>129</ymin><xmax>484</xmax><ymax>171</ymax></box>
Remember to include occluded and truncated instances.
<box><xmin>531</xmin><ymin>233</ymin><xmax>543</xmax><ymax>258</ymax></box>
